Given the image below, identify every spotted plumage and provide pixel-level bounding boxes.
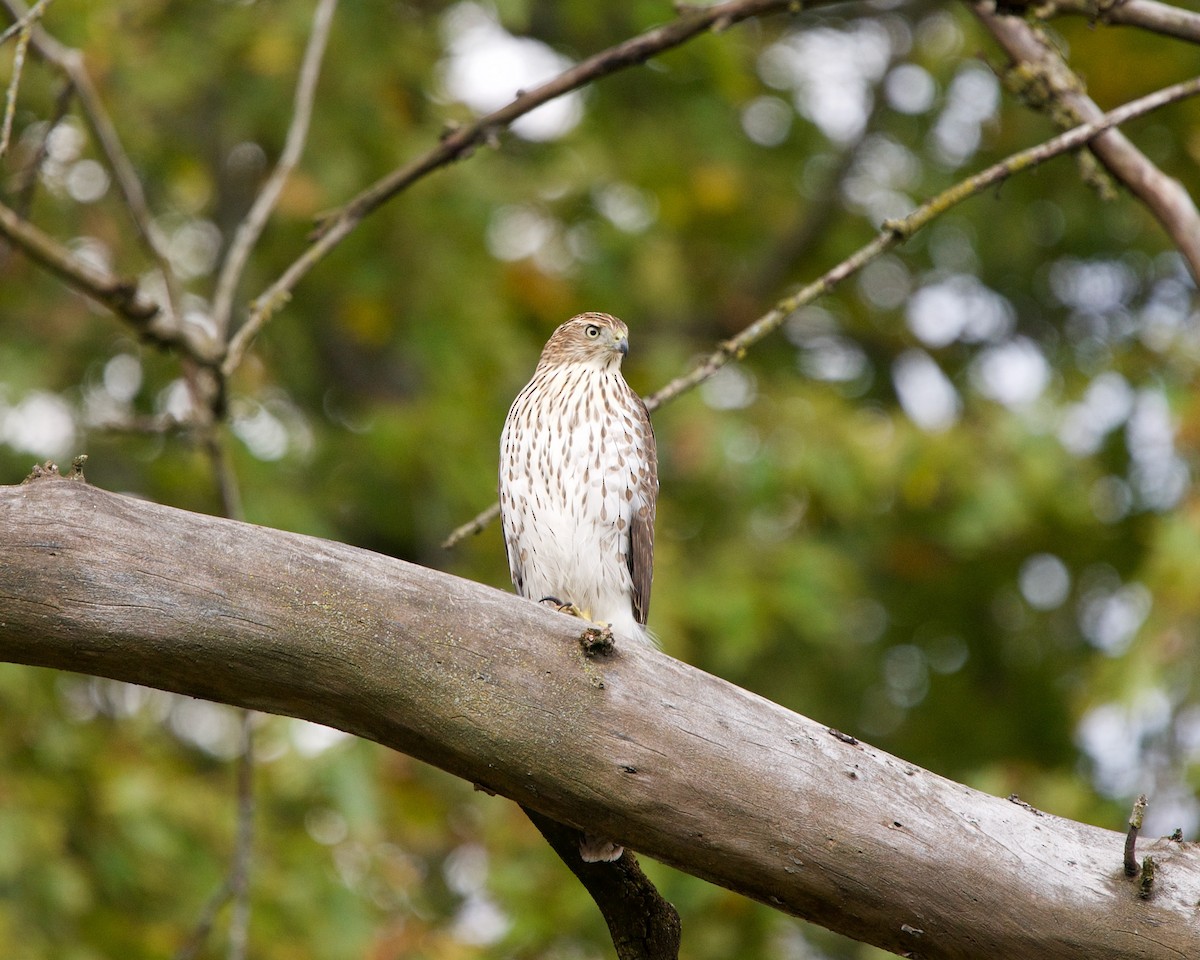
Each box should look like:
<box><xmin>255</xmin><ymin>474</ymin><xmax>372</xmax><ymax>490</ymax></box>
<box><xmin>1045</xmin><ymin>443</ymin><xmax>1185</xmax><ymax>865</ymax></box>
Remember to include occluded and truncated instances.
<box><xmin>499</xmin><ymin>313</ymin><xmax>658</xmax><ymax>650</ymax></box>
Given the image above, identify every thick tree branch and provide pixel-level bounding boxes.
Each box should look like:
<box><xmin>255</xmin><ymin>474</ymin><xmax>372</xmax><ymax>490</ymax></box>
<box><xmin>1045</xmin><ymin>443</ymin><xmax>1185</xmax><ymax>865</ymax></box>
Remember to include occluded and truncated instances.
<box><xmin>442</xmin><ymin>72</ymin><xmax>1200</xmax><ymax>549</ymax></box>
<box><xmin>223</xmin><ymin>0</ymin><xmax>804</xmax><ymax>375</ymax></box>
<box><xmin>972</xmin><ymin>2</ymin><xmax>1200</xmax><ymax>284</ymax></box>
<box><xmin>3</xmin><ymin>477</ymin><xmax>1200</xmax><ymax>960</ymax></box>
<box><xmin>522</xmin><ymin>805</ymin><xmax>681</xmax><ymax>960</ymax></box>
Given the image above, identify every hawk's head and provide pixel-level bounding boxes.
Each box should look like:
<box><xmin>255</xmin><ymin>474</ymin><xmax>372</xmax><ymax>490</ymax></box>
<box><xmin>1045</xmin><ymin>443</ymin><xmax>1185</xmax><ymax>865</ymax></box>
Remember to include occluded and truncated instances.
<box><xmin>538</xmin><ymin>313</ymin><xmax>630</xmax><ymax>370</ymax></box>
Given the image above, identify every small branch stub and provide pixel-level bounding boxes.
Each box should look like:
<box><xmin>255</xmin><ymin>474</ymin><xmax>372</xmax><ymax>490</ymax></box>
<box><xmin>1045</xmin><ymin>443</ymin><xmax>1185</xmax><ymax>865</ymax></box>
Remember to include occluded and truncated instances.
<box><xmin>1139</xmin><ymin>855</ymin><xmax>1156</xmax><ymax>900</ymax></box>
<box><xmin>1125</xmin><ymin>793</ymin><xmax>1148</xmax><ymax>878</ymax></box>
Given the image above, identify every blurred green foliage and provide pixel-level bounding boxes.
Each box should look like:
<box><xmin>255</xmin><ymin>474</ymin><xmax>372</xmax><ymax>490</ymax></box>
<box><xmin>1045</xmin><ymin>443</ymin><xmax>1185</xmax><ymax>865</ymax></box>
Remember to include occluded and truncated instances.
<box><xmin>2</xmin><ymin>0</ymin><xmax>1200</xmax><ymax>957</ymax></box>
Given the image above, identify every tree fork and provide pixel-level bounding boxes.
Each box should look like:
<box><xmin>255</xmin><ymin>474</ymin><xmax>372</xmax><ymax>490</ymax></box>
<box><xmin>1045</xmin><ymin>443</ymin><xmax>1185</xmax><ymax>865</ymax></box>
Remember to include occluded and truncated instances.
<box><xmin>1</xmin><ymin>476</ymin><xmax>1198</xmax><ymax>959</ymax></box>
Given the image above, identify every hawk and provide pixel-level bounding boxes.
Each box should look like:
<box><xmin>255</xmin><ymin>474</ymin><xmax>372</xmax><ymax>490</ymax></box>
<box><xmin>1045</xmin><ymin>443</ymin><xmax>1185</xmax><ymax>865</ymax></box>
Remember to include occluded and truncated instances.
<box><xmin>500</xmin><ymin>312</ymin><xmax>658</xmax><ymax>645</ymax></box>
<box><xmin>499</xmin><ymin>312</ymin><xmax>658</xmax><ymax>861</ymax></box>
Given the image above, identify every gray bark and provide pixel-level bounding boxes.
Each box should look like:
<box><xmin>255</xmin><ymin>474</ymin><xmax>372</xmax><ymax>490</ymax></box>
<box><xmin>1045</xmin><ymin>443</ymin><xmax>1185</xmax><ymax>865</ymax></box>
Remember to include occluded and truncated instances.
<box><xmin>1</xmin><ymin>476</ymin><xmax>1198</xmax><ymax>959</ymax></box>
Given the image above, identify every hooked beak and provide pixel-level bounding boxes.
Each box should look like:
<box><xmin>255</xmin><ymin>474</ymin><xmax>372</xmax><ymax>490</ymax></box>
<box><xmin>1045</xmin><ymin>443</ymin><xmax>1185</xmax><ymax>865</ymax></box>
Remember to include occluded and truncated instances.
<box><xmin>613</xmin><ymin>334</ymin><xmax>629</xmax><ymax>356</ymax></box>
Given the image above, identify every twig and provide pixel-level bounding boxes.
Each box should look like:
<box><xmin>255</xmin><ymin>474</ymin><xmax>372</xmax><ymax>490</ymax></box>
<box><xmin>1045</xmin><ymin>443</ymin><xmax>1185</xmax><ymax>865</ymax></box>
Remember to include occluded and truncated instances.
<box><xmin>443</xmin><ymin>71</ymin><xmax>1200</xmax><ymax>547</ymax></box>
<box><xmin>0</xmin><ymin>0</ymin><xmax>47</xmax><ymax>45</ymax></box>
<box><xmin>2</xmin><ymin>0</ymin><xmax>186</xmax><ymax>325</ymax></box>
<box><xmin>170</xmin><ymin>712</ymin><xmax>256</xmax><ymax>960</ymax></box>
<box><xmin>0</xmin><ymin>0</ymin><xmax>43</xmax><ymax>157</ymax></box>
<box><xmin>205</xmin><ymin>429</ymin><xmax>245</xmax><ymax>524</ymax></box>
<box><xmin>223</xmin><ymin>0</ymin><xmax>804</xmax><ymax>377</ymax></box>
<box><xmin>0</xmin><ymin>72</ymin><xmax>70</xmax><ymax>271</ymax></box>
<box><xmin>1038</xmin><ymin>0</ymin><xmax>1200</xmax><ymax>44</ymax></box>
<box><xmin>211</xmin><ymin>0</ymin><xmax>338</xmax><ymax>340</ymax></box>
<box><xmin>972</xmin><ymin>2</ymin><xmax>1200</xmax><ymax>284</ymax></box>
<box><xmin>12</xmin><ymin>74</ymin><xmax>72</xmax><ymax>213</ymax></box>
<box><xmin>442</xmin><ymin>502</ymin><xmax>500</xmax><ymax>550</ymax></box>
<box><xmin>173</xmin><ymin>874</ymin><xmax>235</xmax><ymax>960</ymax></box>
<box><xmin>226</xmin><ymin>709</ymin><xmax>255</xmax><ymax>960</ymax></box>
<box><xmin>0</xmin><ymin>27</ymin><xmax>30</xmax><ymax>158</ymax></box>
<box><xmin>1124</xmin><ymin>793</ymin><xmax>1147</xmax><ymax>877</ymax></box>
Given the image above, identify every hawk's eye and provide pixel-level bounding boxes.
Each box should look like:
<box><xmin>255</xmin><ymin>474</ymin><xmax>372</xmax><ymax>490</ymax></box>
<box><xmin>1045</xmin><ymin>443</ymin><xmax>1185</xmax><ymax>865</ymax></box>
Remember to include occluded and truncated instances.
<box><xmin>584</xmin><ymin>324</ymin><xmax>601</xmax><ymax>339</ymax></box>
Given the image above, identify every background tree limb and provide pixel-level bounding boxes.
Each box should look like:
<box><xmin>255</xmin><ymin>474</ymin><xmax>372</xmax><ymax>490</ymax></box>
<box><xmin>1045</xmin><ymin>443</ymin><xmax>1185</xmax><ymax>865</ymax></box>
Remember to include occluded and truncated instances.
<box><xmin>3</xmin><ymin>476</ymin><xmax>1199</xmax><ymax>960</ymax></box>
<box><xmin>1</xmin><ymin>0</ymin><xmax>186</xmax><ymax>323</ymax></box>
<box><xmin>1038</xmin><ymin>0</ymin><xmax>1200</xmax><ymax>43</ymax></box>
<box><xmin>224</xmin><ymin>0</ymin><xmax>807</xmax><ymax>374</ymax></box>
<box><xmin>442</xmin><ymin>70</ymin><xmax>1200</xmax><ymax>550</ymax></box>
<box><xmin>0</xmin><ymin>198</ymin><xmax>177</xmax><ymax>338</ymax></box>
<box><xmin>972</xmin><ymin>1</ymin><xmax>1200</xmax><ymax>284</ymax></box>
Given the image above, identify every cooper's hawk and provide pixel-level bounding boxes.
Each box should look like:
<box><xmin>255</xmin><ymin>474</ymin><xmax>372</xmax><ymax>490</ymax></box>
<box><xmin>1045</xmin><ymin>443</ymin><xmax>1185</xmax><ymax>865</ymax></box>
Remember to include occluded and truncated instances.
<box><xmin>499</xmin><ymin>312</ymin><xmax>658</xmax><ymax>861</ymax></box>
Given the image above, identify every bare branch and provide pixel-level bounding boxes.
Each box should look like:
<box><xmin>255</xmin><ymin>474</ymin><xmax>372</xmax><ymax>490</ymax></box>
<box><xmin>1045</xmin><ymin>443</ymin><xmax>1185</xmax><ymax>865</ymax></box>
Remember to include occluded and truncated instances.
<box><xmin>226</xmin><ymin>711</ymin><xmax>254</xmax><ymax>960</ymax></box>
<box><xmin>522</xmin><ymin>805</ymin><xmax>681</xmax><ymax>960</ymax></box>
<box><xmin>0</xmin><ymin>195</ymin><xmax>154</xmax><ymax>317</ymax></box>
<box><xmin>173</xmin><ymin>875</ymin><xmax>235</xmax><ymax>960</ymax></box>
<box><xmin>0</xmin><ymin>0</ymin><xmax>46</xmax><ymax>45</ymax></box>
<box><xmin>4</xmin><ymin>478</ymin><xmax>1200</xmax><ymax>959</ymax></box>
<box><xmin>444</xmin><ymin>72</ymin><xmax>1200</xmax><ymax>547</ymax></box>
<box><xmin>170</xmin><ymin>717</ymin><xmax>256</xmax><ymax>960</ymax></box>
<box><xmin>0</xmin><ymin>197</ymin><xmax>223</xmax><ymax>359</ymax></box>
<box><xmin>0</xmin><ymin>75</ymin><xmax>70</xmax><ymax>274</ymax></box>
<box><xmin>1037</xmin><ymin>0</ymin><xmax>1200</xmax><ymax>44</ymax></box>
<box><xmin>972</xmin><ymin>2</ymin><xmax>1200</xmax><ymax>284</ymax></box>
<box><xmin>9</xmin><ymin>74</ymin><xmax>71</xmax><ymax>210</ymax></box>
<box><xmin>223</xmin><ymin>0</ymin><xmax>804</xmax><ymax>376</ymax></box>
<box><xmin>442</xmin><ymin>501</ymin><xmax>500</xmax><ymax>550</ymax></box>
<box><xmin>0</xmin><ymin>0</ymin><xmax>45</xmax><ymax>157</ymax></box>
<box><xmin>0</xmin><ymin>28</ymin><xmax>30</xmax><ymax>157</ymax></box>
<box><xmin>1</xmin><ymin>0</ymin><xmax>186</xmax><ymax>323</ymax></box>
<box><xmin>211</xmin><ymin>0</ymin><xmax>339</xmax><ymax>339</ymax></box>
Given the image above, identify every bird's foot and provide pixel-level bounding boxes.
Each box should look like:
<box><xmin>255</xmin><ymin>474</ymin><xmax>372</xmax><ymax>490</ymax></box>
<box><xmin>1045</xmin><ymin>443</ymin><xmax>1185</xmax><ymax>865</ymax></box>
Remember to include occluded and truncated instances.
<box><xmin>579</xmin><ymin>833</ymin><xmax>624</xmax><ymax>862</ymax></box>
<box><xmin>537</xmin><ymin>598</ymin><xmax>614</xmax><ymax>655</ymax></box>
<box><xmin>539</xmin><ymin>596</ymin><xmax>590</xmax><ymax>620</ymax></box>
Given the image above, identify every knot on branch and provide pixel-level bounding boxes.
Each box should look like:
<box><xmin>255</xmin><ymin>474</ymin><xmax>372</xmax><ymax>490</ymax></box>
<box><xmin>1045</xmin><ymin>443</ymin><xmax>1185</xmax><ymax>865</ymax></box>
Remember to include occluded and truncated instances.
<box><xmin>716</xmin><ymin>338</ymin><xmax>746</xmax><ymax>361</ymax></box>
<box><xmin>999</xmin><ymin>51</ymin><xmax>1117</xmax><ymax>200</ymax></box>
<box><xmin>110</xmin><ymin>278</ymin><xmax>160</xmax><ymax>323</ymax></box>
<box><xmin>22</xmin><ymin>455</ymin><xmax>88</xmax><ymax>484</ymax></box>
<box><xmin>1001</xmin><ymin>58</ymin><xmax>1084</xmax><ymax>121</ymax></box>
<box><xmin>1006</xmin><ymin>793</ymin><xmax>1046</xmax><ymax>816</ymax></box>
<box><xmin>580</xmin><ymin>624</ymin><xmax>615</xmax><ymax>658</ymax></box>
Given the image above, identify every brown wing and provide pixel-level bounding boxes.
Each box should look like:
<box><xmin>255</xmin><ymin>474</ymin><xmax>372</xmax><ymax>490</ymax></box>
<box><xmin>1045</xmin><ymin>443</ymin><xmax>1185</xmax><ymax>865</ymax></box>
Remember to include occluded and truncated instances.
<box><xmin>628</xmin><ymin>393</ymin><xmax>658</xmax><ymax>626</ymax></box>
